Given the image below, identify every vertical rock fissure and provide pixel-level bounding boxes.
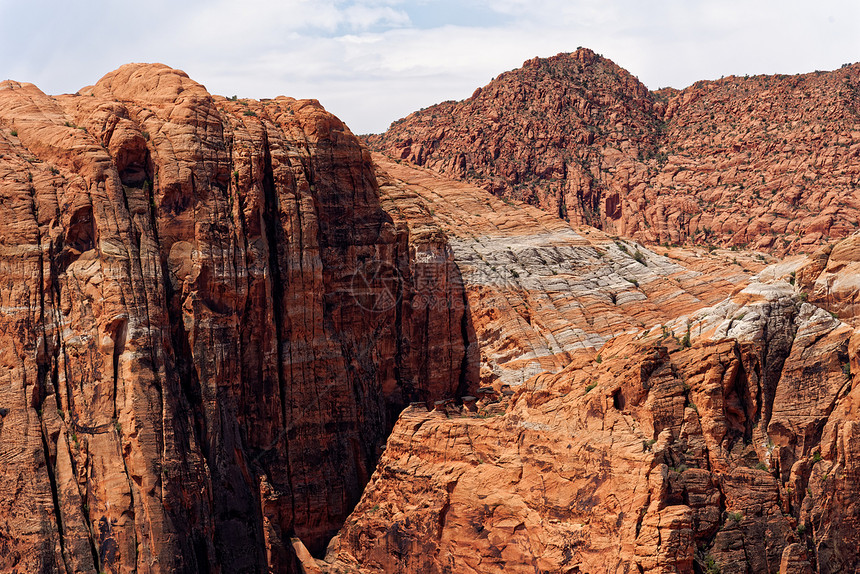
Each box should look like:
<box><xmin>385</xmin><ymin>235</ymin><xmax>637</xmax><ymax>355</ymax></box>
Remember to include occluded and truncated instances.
<box><xmin>30</xmin><ymin>180</ymin><xmax>74</xmax><ymax>570</ymax></box>
<box><xmin>456</xmin><ymin>266</ymin><xmax>473</xmax><ymax>400</ymax></box>
<box><xmin>259</xmin><ymin>126</ymin><xmax>300</xmax><ymax>542</ymax></box>
<box><xmin>731</xmin><ymin>345</ymin><xmax>755</xmax><ymax>442</ymax></box>
<box><xmin>39</xmin><ymin>429</ymin><xmax>67</xmax><ymax>565</ymax></box>
<box><xmin>760</xmin><ymin>302</ymin><xmax>799</xmax><ymax>433</ymax></box>
<box><xmin>392</xmin><ymin>244</ymin><xmax>407</xmax><ymax>412</ymax></box>
<box><xmin>142</xmin><ymin>172</ymin><xmax>169</xmax><ymax>393</ymax></box>
<box><xmin>260</xmin><ymin>129</ymin><xmax>286</xmax><ymax>426</ymax></box>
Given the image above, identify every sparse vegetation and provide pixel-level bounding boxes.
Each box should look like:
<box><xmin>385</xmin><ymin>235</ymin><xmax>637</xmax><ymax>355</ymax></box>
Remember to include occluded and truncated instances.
<box><xmin>585</xmin><ymin>382</ymin><xmax>597</xmax><ymax>393</ymax></box>
<box><xmin>680</xmin><ymin>322</ymin><xmax>691</xmax><ymax>348</ymax></box>
<box><xmin>704</xmin><ymin>554</ymin><xmax>721</xmax><ymax>574</ymax></box>
<box><xmin>243</xmin><ymin>110</ymin><xmax>257</xmax><ymax>117</ymax></box>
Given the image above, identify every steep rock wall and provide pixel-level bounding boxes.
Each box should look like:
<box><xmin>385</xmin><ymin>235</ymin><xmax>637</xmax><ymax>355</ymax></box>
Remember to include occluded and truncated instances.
<box><xmin>0</xmin><ymin>64</ymin><xmax>468</xmax><ymax>573</ymax></box>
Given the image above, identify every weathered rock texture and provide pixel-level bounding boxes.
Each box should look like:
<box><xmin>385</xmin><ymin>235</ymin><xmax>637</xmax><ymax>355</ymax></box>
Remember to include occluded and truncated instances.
<box><xmin>0</xmin><ymin>65</ymin><xmax>468</xmax><ymax>573</ymax></box>
<box><xmin>368</xmin><ymin>49</ymin><xmax>860</xmax><ymax>253</ymax></box>
<box><xmin>322</xmin><ymin>265</ymin><xmax>860</xmax><ymax>573</ymax></box>
<box><xmin>5</xmin><ymin>56</ymin><xmax>860</xmax><ymax>574</ymax></box>
<box><xmin>373</xmin><ymin>154</ymin><xmax>766</xmax><ymax>389</ymax></box>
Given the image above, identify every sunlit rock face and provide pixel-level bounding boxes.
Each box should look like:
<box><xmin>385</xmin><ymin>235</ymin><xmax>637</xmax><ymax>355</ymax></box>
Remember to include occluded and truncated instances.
<box><xmin>0</xmin><ymin>65</ymin><xmax>469</xmax><ymax>573</ymax></box>
<box><xmin>4</xmin><ymin>52</ymin><xmax>860</xmax><ymax>574</ymax></box>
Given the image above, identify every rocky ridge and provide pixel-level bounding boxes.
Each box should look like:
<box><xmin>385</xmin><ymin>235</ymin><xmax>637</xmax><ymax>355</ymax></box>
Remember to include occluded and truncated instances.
<box><xmin>306</xmin><ymin>155</ymin><xmax>860</xmax><ymax>573</ymax></box>
<box><xmin>374</xmin><ymin>154</ymin><xmax>769</xmax><ymax>390</ymax></box>
<box><xmin>368</xmin><ymin>49</ymin><xmax>860</xmax><ymax>253</ymax></box>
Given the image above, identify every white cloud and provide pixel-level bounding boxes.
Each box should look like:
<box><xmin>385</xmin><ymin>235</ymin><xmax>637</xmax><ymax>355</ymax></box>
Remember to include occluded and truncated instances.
<box><xmin>2</xmin><ymin>0</ymin><xmax>859</xmax><ymax>133</ymax></box>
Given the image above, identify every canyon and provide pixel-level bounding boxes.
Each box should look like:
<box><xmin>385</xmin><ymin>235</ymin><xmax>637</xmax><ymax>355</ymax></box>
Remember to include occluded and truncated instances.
<box><xmin>0</xmin><ymin>51</ymin><xmax>858</xmax><ymax>574</ymax></box>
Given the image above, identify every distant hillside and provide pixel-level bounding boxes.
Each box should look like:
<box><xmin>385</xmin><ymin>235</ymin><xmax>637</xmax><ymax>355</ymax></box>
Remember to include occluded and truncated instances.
<box><xmin>367</xmin><ymin>49</ymin><xmax>860</xmax><ymax>253</ymax></box>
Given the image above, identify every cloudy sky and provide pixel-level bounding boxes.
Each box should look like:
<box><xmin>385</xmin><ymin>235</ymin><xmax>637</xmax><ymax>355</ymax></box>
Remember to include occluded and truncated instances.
<box><xmin>2</xmin><ymin>0</ymin><xmax>858</xmax><ymax>134</ymax></box>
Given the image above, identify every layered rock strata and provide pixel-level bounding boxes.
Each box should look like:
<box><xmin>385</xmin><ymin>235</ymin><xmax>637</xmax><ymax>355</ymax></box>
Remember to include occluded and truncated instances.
<box><xmin>0</xmin><ymin>65</ymin><xmax>467</xmax><ymax>573</ymax></box>
<box><xmin>323</xmin><ymin>262</ymin><xmax>860</xmax><ymax>573</ymax></box>
<box><xmin>4</xmin><ymin>56</ymin><xmax>860</xmax><ymax>574</ymax></box>
<box><xmin>374</xmin><ymin>154</ymin><xmax>769</xmax><ymax>388</ymax></box>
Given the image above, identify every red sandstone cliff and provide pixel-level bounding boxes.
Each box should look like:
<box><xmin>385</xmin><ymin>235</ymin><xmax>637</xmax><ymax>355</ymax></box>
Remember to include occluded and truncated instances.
<box><xmin>368</xmin><ymin>49</ymin><xmax>860</xmax><ymax>253</ymax></box>
<box><xmin>0</xmin><ymin>64</ymin><xmax>469</xmax><ymax>573</ymax></box>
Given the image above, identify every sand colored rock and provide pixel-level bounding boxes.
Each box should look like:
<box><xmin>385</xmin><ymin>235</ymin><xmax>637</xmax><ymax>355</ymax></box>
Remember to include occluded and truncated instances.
<box><xmin>3</xmin><ymin>57</ymin><xmax>860</xmax><ymax>574</ymax></box>
<box><xmin>794</xmin><ymin>233</ymin><xmax>860</xmax><ymax>324</ymax></box>
<box><xmin>373</xmin><ymin>154</ymin><xmax>770</xmax><ymax>389</ymax></box>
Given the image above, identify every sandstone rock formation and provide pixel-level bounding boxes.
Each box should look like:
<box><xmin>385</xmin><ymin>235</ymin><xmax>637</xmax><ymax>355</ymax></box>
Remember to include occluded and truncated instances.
<box><xmin>368</xmin><ymin>49</ymin><xmax>860</xmax><ymax>253</ymax></box>
<box><xmin>373</xmin><ymin>154</ymin><xmax>768</xmax><ymax>390</ymax></box>
<box><xmin>322</xmin><ymin>258</ymin><xmax>860</xmax><ymax>574</ymax></box>
<box><xmin>4</xmin><ymin>56</ymin><xmax>860</xmax><ymax>574</ymax></box>
<box><xmin>366</xmin><ymin>49</ymin><xmax>660</xmax><ymax>230</ymax></box>
<box><xmin>0</xmin><ymin>65</ymin><xmax>468</xmax><ymax>573</ymax></box>
<box><xmin>294</xmin><ymin>155</ymin><xmax>857</xmax><ymax>573</ymax></box>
